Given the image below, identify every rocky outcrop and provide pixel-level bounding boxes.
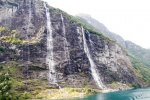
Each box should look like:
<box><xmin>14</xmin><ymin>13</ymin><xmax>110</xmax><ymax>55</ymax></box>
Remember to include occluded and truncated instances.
<box><xmin>0</xmin><ymin>0</ymin><xmax>141</xmax><ymax>89</ymax></box>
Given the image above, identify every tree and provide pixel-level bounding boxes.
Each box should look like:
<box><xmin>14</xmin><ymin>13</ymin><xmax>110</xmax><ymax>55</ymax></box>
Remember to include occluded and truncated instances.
<box><xmin>0</xmin><ymin>72</ymin><xmax>12</xmax><ymax>100</ymax></box>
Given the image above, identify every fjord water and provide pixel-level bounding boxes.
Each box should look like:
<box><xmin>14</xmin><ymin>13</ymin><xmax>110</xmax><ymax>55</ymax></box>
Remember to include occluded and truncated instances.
<box><xmin>72</xmin><ymin>88</ymin><xmax>150</xmax><ymax>100</ymax></box>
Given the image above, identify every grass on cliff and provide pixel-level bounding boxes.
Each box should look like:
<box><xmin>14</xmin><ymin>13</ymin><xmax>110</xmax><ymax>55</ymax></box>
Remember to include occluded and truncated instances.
<box><xmin>0</xmin><ymin>61</ymin><xmax>46</xmax><ymax>99</ymax></box>
<box><xmin>0</xmin><ymin>27</ymin><xmax>26</xmax><ymax>45</ymax></box>
<box><xmin>0</xmin><ymin>61</ymin><xmax>28</xmax><ymax>99</ymax></box>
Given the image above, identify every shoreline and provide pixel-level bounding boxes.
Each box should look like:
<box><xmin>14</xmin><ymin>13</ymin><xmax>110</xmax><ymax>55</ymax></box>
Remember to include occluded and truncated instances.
<box><xmin>33</xmin><ymin>87</ymin><xmax>132</xmax><ymax>99</ymax></box>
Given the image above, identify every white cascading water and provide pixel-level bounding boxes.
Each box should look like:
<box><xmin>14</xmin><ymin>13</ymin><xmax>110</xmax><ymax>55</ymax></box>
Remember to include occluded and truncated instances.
<box><xmin>61</xmin><ymin>14</ymin><xmax>70</xmax><ymax>63</ymax></box>
<box><xmin>82</xmin><ymin>27</ymin><xmax>105</xmax><ymax>89</ymax></box>
<box><xmin>44</xmin><ymin>3</ymin><xmax>56</xmax><ymax>84</ymax></box>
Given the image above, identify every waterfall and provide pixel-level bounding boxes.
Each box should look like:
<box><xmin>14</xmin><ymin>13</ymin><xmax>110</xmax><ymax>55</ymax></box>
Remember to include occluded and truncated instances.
<box><xmin>61</xmin><ymin>14</ymin><xmax>70</xmax><ymax>63</ymax></box>
<box><xmin>25</xmin><ymin>0</ymin><xmax>32</xmax><ymax>79</ymax></box>
<box><xmin>82</xmin><ymin>27</ymin><xmax>105</xmax><ymax>89</ymax></box>
<box><xmin>44</xmin><ymin>3</ymin><xmax>56</xmax><ymax>84</ymax></box>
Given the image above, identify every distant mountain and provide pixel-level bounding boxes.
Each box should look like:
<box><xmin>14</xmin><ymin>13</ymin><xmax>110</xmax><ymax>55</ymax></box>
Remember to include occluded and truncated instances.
<box><xmin>125</xmin><ymin>41</ymin><xmax>150</xmax><ymax>68</ymax></box>
<box><xmin>76</xmin><ymin>14</ymin><xmax>126</xmax><ymax>48</ymax></box>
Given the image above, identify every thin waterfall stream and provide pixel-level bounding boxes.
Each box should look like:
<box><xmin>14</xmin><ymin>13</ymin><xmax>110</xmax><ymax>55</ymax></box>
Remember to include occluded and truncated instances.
<box><xmin>82</xmin><ymin>27</ymin><xmax>105</xmax><ymax>89</ymax></box>
<box><xmin>61</xmin><ymin>14</ymin><xmax>70</xmax><ymax>64</ymax></box>
<box><xmin>44</xmin><ymin>3</ymin><xmax>61</xmax><ymax>89</ymax></box>
<box><xmin>44</xmin><ymin>3</ymin><xmax>56</xmax><ymax>84</ymax></box>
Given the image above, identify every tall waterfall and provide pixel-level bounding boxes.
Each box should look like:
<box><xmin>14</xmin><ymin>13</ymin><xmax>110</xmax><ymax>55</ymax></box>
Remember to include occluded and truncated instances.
<box><xmin>44</xmin><ymin>3</ymin><xmax>56</xmax><ymax>84</ymax></box>
<box><xmin>61</xmin><ymin>14</ymin><xmax>70</xmax><ymax>63</ymax></box>
<box><xmin>26</xmin><ymin>0</ymin><xmax>32</xmax><ymax>79</ymax></box>
<box><xmin>82</xmin><ymin>27</ymin><xmax>105</xmax><ymax>89</ymax></box>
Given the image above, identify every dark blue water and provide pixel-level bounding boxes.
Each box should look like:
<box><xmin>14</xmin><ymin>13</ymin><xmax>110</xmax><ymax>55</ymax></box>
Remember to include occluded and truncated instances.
<box><xmin>69</xmin><ymin>88</ymin><xmax>150</xmax><ymax>100</ymax></box>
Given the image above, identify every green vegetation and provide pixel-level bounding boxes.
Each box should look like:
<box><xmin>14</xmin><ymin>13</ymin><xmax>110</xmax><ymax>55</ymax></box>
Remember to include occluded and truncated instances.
<box><xmin>0</xmin><ymin>73</ymin><xmax>12</xmax><ymax>99</ymax></box>
<box><xmin>130</xmin><ymin>55</ymin><xmax>150</xmax><ymax>84</ymax></box>
<box><xmin>49</xmin><ymin>6</ymin><xmax>111</xmax><ymax>42</ymax></box>
<box><xmin>0</xmin><ymin>26</ymin><xmax>26</xmax><ymax>45</ymax></box>
<box><xmin>126</xmin><ymin>41</ymin><xmax>150</xmax><ymax>68</ymax></box>
<box><xmin>0</xmin><ymin>61</ymin><xmax>102</xmax><ymax>99</ymax></box>
<box><xmin>0</xmin><ymin>62</ymin><xmax>33</xmax><ymax>99</ymax></box>
<box><xmin>131</xmin><ymin>83</ymin><xmax>141</xmax><ymax>88</ymax></box>
<box><xmin>0</xmin><ymin>46</ymin><xmax>5</xmax><ymax>52</ymax></box>
<box><xmin>0</xmin><ymin>36</ymin><xmax>26</xmax><ymax>45</ymax></box>
<box><xmin>35</xmin><ymin>88</ymin><xmax>101</xmax><ymax>99</ymax></box>
<box><xmin>0</xmin><ymin>62</ymin><xmax>20</xmax><ymax>99</ymax></box>
<box><xmin>0</xmin><ymin>27</ymin><xmax>17</xmax><ymax>34</ymax></box>
<box><xmin>125</xmin><ymin>41</ymin><xmax>150</xmax><ymax>85</ymax></box>
<box><xmin>1</xmin><ymin>61</ymin><xmax>101</xmax><ymax>99</ymax></box>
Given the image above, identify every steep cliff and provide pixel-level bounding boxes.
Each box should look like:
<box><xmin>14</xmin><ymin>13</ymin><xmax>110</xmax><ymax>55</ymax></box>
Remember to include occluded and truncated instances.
<box><xmin>0</xmin><ymin>0</ymin><xmax>144</xmax><ymax>99</ymax></box>
<box><xmin>77</xmin><ymin>14</ymin><xmax>150</xmax><ymax>85</ymax></box>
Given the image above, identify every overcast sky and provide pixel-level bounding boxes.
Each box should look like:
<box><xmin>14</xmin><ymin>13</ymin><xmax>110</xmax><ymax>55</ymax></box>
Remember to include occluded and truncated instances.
<box><xmin>43</xmin><ymin>0</ymin><xmax>150</xmax><ymax>49</ymax></box>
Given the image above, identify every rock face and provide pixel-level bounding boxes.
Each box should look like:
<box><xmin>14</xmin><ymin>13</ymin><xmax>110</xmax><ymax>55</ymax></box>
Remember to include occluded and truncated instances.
<box><xmin>0</xmin><ymin>0</ymin><xmax>141</xmax><ymax>89</ymax></box>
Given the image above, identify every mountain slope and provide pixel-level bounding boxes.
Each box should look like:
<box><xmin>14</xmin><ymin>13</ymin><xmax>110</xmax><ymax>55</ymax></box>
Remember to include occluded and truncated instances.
<box><xmin>126</xmin><ymin>41</ymin><xmax>150</xmax><ymax>68</ymax></box>
<box><xmin>130</xmin><ymin>55</ymin><xmax>150</xmax><ymax>84</ymax></box>
<box><xmin>0</xmin><ymin>0</ymin><xmax>147</xmax><ymax>99</ymax></box>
